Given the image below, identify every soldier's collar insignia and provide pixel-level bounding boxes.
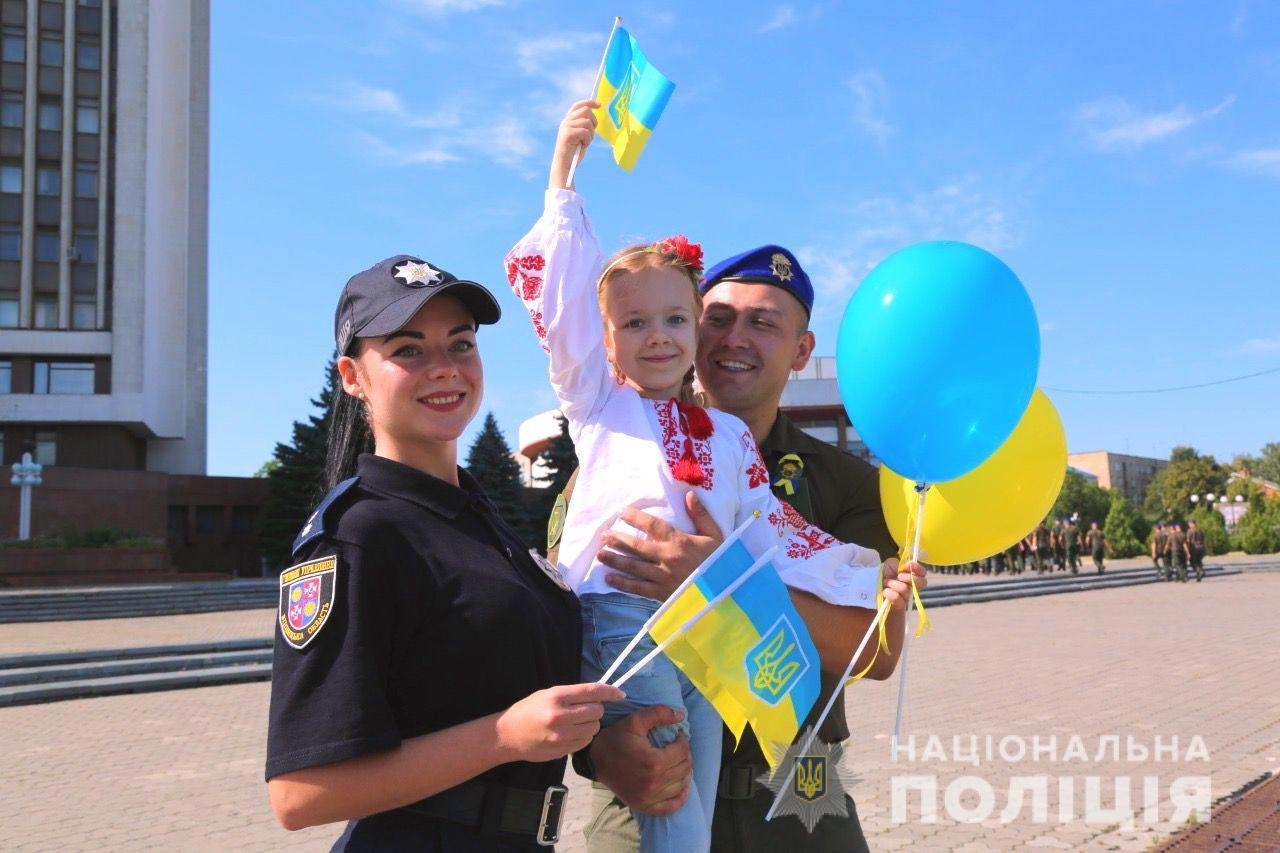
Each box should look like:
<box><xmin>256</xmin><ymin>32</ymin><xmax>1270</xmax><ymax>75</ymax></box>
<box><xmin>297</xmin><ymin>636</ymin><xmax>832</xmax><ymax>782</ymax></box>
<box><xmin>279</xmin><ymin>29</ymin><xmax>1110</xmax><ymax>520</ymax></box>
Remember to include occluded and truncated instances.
<box><xmin>757</xmin><ymin>727</ymin><xmax>862</xmax><ymax>833</ymax></box>
<box><xmin>393</xmin><ymin>259</ymin><xmax>443</xmax><ymax>287</ymax></box>
<box><xmin>278</xmin><ymin>556</ymin><xmax>338</xmax><ymax>649</ymax></box>
<box><xmin>530</xmin><ymin>548</ymin><xmax>571</xmax><ymax>592</ymax></box>
<box><xmin>770</xmin><ymin>252</ymin><xmax>794</xmax><ymax>282</ymax></box>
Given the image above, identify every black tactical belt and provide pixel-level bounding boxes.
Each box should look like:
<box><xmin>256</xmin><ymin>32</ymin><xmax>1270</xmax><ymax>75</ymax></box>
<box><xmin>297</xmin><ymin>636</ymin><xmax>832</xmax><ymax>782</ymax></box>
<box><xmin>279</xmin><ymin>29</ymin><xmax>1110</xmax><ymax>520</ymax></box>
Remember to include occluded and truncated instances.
<box><xmin>404</xmin><ymin>779</ymin><xmax>567</xmax><ymax>846</ymax></box>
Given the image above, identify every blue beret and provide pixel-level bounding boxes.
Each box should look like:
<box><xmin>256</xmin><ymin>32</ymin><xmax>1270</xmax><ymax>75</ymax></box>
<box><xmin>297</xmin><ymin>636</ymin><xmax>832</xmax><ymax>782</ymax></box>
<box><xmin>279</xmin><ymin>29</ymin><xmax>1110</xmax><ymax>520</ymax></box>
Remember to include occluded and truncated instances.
<box><xmin>700</xmin><ymin>245</ymin><xmax>813</xmax><ymax>316</ymax></box>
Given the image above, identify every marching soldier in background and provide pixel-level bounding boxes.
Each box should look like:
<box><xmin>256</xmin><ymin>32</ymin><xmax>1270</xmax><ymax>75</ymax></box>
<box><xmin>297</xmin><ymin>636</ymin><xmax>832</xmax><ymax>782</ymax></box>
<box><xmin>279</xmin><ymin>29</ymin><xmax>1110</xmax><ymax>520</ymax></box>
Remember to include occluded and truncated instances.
<box><xmin>1034</xmin><ymin>520</ymin><xmax>1052</xmax><ymax>574</ymax></box>
<box><xmin>1151</xmin><ymin>523</ymin><xmax>1168</xmax><ymax>579</ymax></box>
<box><xmin>1086</xmin><ymin>521</ymin><xmax>1108</xmax><ymax>574</ymax></box>
<box><xmin>1062</xmin><ymin>520</ymin><xmax>1081</xmax><ymax>574</ymax></box>
<box><xmin>1165</xmin><ymin>522</ymin><xmax>1190</xmax><ymax>583</ymax></box>
<box><xmin>1186</xmin><ymin>519</ymin><xmax>1206</xmax><ymax>582</ymax></box>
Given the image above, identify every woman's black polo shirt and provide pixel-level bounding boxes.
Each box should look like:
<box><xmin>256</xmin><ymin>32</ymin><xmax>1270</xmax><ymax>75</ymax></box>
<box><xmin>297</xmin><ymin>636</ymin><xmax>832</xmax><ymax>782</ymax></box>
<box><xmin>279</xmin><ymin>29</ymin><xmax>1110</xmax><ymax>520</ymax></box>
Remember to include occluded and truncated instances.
<box><xmin>266</xmin><ymin>453</ymin><xmax>581</xmax><ymax>794</ymax></box>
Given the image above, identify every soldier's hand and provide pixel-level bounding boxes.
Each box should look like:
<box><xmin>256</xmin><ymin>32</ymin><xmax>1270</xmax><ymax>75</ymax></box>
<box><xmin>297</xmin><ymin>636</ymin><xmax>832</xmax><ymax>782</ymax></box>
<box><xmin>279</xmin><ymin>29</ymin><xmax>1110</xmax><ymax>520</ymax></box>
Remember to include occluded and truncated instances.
<box><xmin>600</xmin><ymin>491</ymin><xmax>724</xmax><ymax>601</ymax></box>
<box><xmin>590</xmin><ymin>705</ymin><xmax>692</xmax><ymax>815</ymax></box>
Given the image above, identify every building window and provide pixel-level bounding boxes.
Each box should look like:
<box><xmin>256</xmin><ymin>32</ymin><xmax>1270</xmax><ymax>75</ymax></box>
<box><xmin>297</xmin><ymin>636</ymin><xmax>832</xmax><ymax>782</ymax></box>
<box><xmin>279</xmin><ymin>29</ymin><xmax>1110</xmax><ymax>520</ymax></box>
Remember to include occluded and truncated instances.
<box><xmin>71</xmin><ymin>293</ymin><xmax>94</xmax><ymax>329</ymax></box>
<box><xmin>0</xmin><ymin>94</ymin><xmax>22</xmax><ymax>128</ymax></box>
<box><xmin>34</xmin><ymin>361</ymin><xmax>95</xmax><ymax>394</ymax></box>
<box><xmin>167</xmin><ymin>506</ymin><xmax>188</xmax><ymax>544</ymax></box>
<box><xmin>0</xmin><ymin>293</ymin><xmax>16</xmax><ymax>326</ymax></box>
<box><xmin>0</xmin><ymin>359</ymin><xmax>10</xmax><ymax>393</ymax></box>
<box><xmin>74</xmin><ymin>230</ymin><xmax>96</xmax><ymax>262</ymax></box>
<box><xmin>196</xmin><ymin>506</ymin><xmax>221</xmax><ymax>535</ymax></box>
<box><xmin>79</xmin><ymin>0</ymin><xmax>103</xmax><ymax>7</ymax></box>
<box><xmin>75</xmin><ymin>164</ymin><xmax>97</xmax><ymax>197</ymax></box>
<box><xmin>1</xmin><ymin>31</ymin><xmax>24</xmax><ymax>63</ymax></box>
<box><xmin>0</xmin><ymin>224</ymin><xmax>18</xmax><ymax>260</ymax></box>
<box><xmin>0</xmin><ymin>164</ymin><xmax>20</xmax><ymax>193</ymax></box>
<box><xmin>36</xmin><ymin>166</ymin><xmax>59</xmax><ymax>196</ymax></box>
<box><xmin>38</xmin><ymin>103</ymin><xmax>60</xmax><ymax>131</ymax></box>
<box><xmin>35</xmin><ymin>231</ymin><xmax>59</xmax><ymax>261</ymax></box>
<box><xmin>33</xmin><ymin>296</ymin><xmax>57</xmax><ymax>328</ymax></box>
<box><xmin>76</xmin><ymin>104</ymin><xmax>97</xmax><ymax>134</ymax></box>
<box><xmin>231</xmin><ymin>506</ymin><xmax>256</xmax><ymax>535</ymax></box>
<box><xmin>35</xmin><ymin>431</ymin><xmax>56</xmax><ymax>466</ymax></box>
<box><xmin>38</xmin><ymin>38</ymin><xmax>62</xmax><ymax>67</ymax></box>
<box><xmin>76</xmin><ymin>42</ymin><xmax>100</xmax><ymax>71</ymax></box>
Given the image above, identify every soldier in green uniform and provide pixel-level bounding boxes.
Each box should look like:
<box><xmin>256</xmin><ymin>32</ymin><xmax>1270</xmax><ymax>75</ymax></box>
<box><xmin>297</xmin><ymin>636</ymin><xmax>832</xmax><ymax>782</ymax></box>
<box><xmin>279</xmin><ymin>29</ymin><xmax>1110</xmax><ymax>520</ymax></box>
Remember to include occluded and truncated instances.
<box><xmin>1034</xmin><ymin>520</ymin><xmax>1052</xmax><ymax>573</ymax></box>
<box><xmin>1051</xmin><ymin>519</ymin><xmax>1066</xmax><ymax>571</ymax></box>
<box><xmin>1086</xmin><ymin>521</ymin><xmax>1107</xmax><ymax>574</ymax></box>
<box><xmin>1062</xmin><ymin>520</ymin><xmax>1081</xmax><ymax>574</ymax></box>
<box><xmin>1186</xmin><ymin>519</ymin><xmax>1206</xmax><ymax>582</ymax></box>
<box><xmin>566</xmin><ymin>246</ymin><xmax>923</xmax><ymax>853</ymax></box>
<box><xmin>1165</xmin><ymin>522</ymin><xmax>1189</xmax><ymax>583</ymax></box>
<box><xmin>1151</xmin><ymin>523</ymin><xmax>1167</xmax><ymax>579</ymax></box>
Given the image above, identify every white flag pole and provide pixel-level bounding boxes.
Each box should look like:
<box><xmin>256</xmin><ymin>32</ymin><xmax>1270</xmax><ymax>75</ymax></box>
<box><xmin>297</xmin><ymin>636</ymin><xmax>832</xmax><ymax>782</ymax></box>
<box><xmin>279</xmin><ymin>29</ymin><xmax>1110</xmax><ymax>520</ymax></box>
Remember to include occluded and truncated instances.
<box><xmin>609</xmin><ymin>547</ymin><xmax>779</xmax><ymax>689</ymax></box>
<box><xmin>891</xmin><ymin>482</ymin><xmax>929</xmax><ymax>762</ymax></box>
<box><xmin>564</xmin><ymin>16</ymin><xmax>621</xmax><ymax>189</ymax></box>
<box><xmin>596</xmin><ymin>511</ymin><xmax>762</xmax><ymax>685</ymax></box>
<box><xmin>765</xmin><ymin>594</ymin><xmax>894</xmax><ymax>821</ymax></box>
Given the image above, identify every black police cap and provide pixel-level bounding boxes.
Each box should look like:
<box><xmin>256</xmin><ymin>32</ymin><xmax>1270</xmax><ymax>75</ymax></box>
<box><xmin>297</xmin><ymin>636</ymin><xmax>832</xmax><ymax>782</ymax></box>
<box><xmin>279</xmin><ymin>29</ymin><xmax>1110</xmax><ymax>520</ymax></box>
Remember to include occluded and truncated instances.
<box><xmin>335</xmin><ymin>254</ymin><xmax>501</xmax><ymax>354</ymax></box>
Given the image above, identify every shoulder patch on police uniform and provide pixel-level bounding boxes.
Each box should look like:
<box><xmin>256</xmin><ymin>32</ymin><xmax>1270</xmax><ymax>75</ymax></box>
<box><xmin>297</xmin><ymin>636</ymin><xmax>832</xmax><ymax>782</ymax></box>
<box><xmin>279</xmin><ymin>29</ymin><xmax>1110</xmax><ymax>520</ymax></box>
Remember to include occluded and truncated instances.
<box><xmin>292</xmin><ymin>476</ymin><xmax>359</xmax><ymax>556</ymax></box>
<box><xmin>278</xmin><ymin>556</ymin><xmax>338</xmax><ymax>649</ymax></box>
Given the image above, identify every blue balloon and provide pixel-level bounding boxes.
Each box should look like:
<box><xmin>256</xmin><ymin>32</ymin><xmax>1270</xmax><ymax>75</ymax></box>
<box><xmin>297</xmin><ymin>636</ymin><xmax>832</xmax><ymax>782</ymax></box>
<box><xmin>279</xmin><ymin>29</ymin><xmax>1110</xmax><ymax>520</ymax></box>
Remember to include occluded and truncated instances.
<box><xmin>836</xmin><ymin>241</ymin><xmax>1039</xmax><ymax>483</ymax></box>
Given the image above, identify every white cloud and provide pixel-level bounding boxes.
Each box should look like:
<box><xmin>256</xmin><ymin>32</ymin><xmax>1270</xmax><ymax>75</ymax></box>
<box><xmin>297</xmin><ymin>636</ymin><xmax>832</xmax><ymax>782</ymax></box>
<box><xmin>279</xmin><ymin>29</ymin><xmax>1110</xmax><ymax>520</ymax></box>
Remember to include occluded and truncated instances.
<box><xmin>1222</xmin><ymin>147</ymin><xmax>1280</xmax><ymax>178</ymax></box>
<box><xmin>333</xmin><ymin>83</ymin><xmax>407</xmax><ymax>117</ymax></box>
<box><xmin>393</xmin><ymin>0</ymin><xmax>508</xmax><ymax>14</ymax></box>
<box><xmin>848</xmin><ymin>70</ymin><xmax>894</xmax><ymax>145</ymax></box>
<box><xmin>513</xmin><ymin>32</ymin><xmax>602</xmax><ymax>121</ymax></box>
<box><xmin>759</xmin><ymin>6</ymin><xmax>797</xmax><ymax>33</ymax></box>
<box><xmin>1075</xmin><ymin>96</ymin><xmax>1235</xmax><ymax>151</ymax></box>
<box><xmin>1237</xmin><ymin>337</ymin><xmax>1280</xmax><ymax>355</ymax></box>
<box><xmin>797</xmin><ymin>177</ymin><xmax>1017</xmax><ymax>318</ymax></box>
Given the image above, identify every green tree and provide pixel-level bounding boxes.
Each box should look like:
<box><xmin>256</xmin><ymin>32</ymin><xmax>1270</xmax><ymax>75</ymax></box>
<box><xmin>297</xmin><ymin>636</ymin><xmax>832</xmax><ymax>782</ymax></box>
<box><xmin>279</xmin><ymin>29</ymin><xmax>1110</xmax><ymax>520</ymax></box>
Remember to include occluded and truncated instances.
<box><xmin>1051</xmin><ymin>471</ymin><xmax>1111</xmax><ymax>527</ymax></box>
<box><xmin>1102</xmin><ymin>490</ymin><xmax>1145</xmax><ymax>557</ymax></box>
<box><xmin>465</xmin><ymin>412</ymin><xmax>538</xmax><ymax>548</ymax></box>
<box><xmin>1238</xmin><ymin>495</ymin><xmax>1280</xmax><ymax>554</ymax></box>
<box><xmin>1233</xmin><ymin>442</ymin><xmax>1280</xmax><ymax>485</ymax></box>
<box><xmin>1188</xmin><ymin>506</ymin><xmax>1230</xmax><ymax>555</ymax></box>
<box><xmin>1144</xmin><ymin>446</ymin><xmax>1229</xmax><ymax>518</ymax></box>
<box><xmin>259</xmin><ymin>357</ymin><xmax>340</xmax><ymax>570</ymax></box>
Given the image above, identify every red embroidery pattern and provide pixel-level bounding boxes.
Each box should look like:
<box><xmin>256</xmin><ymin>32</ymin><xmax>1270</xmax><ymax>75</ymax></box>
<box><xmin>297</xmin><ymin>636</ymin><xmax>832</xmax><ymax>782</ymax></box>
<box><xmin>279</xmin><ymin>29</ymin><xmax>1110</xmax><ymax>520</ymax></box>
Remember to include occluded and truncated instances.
<box><xmin>768</xmin><ymin>502</ymin><xmax>838</xmax><ymax>560</ymax></box>
<box><xmin>743</xmin><ymin>432</ymin><xmax>768</xmax><ymax>490</ymax></box>
<box><xmin>531</xmin><ymin>311</ymin><xmax>549</xmax><ymax>352</ymax></box>
<box><xmin>505</xmin><ymin>252</ymin><xmax>546</xmax><ymax>302</ymax></box>
<box><xmin>654</xmin><ymin>400</ymin><xmax>715</xmax><ymax>490</ymax></box>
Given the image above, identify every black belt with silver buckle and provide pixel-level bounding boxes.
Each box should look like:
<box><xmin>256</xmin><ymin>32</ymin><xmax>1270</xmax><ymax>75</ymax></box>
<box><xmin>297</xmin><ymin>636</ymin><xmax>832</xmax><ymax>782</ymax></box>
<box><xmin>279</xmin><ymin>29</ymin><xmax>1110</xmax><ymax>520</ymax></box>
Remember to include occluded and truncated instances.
<box><xmin>402</xmin><ymin>779</ymin><xmax>567</xmax><ymax>846</ymax></box>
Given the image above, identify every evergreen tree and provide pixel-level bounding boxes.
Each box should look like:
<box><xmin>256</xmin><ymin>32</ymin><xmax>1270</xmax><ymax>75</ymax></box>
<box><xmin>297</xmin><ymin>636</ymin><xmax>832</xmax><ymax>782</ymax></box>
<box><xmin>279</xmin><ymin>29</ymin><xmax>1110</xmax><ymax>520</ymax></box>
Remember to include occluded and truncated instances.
<box><xmin>1102</xmin><ymin>489</ymin><xmax>1145</xmax><ymax>558</ymax></box>
<box><xmin>465</xmin><ymin>412</ymin><xmax>537</xmax><ymax>547</ymax></box>
<box><xmin>259</xmin><ymin>357</ymin><xmax>340</xmax><ymax>570</ymax></box>
<box><xmin>535</xmin><ymin>413</ymin><xmax>578</xmax><ymax>496</ymax></box>
<box><xmin>1238</xmin><ymin>495</ymin><xmax>1280</xmax><ymax>554</ymax></box>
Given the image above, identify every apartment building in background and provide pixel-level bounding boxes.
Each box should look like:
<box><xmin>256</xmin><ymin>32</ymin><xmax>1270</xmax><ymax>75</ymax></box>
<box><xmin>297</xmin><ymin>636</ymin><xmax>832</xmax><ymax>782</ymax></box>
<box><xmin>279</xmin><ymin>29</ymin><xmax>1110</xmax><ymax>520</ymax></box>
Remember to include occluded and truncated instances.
<box><xmin>0</xmin><ymin>0</ymin><xmax>265</xmax><ymax>578</ymax></box>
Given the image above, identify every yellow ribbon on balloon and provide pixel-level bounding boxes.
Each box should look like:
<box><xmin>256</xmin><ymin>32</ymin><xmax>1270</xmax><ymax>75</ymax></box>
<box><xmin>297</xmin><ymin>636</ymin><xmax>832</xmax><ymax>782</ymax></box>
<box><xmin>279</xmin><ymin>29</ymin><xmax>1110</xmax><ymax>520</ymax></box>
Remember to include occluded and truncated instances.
<box><xmin>881</xmin><ymin>389</ymin><xmax>1068</xmax><ymax>566</ymax></box>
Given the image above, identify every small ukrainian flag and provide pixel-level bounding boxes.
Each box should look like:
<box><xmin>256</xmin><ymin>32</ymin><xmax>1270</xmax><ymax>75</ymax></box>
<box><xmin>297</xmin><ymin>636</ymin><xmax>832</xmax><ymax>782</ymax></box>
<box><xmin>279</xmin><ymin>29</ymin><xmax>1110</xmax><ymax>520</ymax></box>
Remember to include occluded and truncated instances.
<box><xmin>592</xmin><ymin>25</ymin><xmax>675</xmax><ymax>171</ymax></box>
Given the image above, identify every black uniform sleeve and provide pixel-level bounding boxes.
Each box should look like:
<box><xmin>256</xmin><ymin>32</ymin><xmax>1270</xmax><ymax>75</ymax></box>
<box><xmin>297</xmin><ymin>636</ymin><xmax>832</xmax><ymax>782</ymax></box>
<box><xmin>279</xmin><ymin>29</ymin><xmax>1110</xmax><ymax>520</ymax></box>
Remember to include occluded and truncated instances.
<box><xmin>831</xmin><ymin>460</ymin><xmax>899</xmax><ymax>562</ymax></box>
<box><xmin>265</xmin><ymin>539</ymin><xmax>401</xmax><ymax>780</ymax></box>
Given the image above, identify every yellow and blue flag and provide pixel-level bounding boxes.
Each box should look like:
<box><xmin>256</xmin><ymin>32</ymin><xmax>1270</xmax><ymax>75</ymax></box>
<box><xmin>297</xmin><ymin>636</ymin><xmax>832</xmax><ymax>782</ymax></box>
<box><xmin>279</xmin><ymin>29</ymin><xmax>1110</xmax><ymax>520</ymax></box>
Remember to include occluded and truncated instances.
<box><xmin>651</xmin><ymin>539</ymin><xmax>820</xmax><ymax>768</ymax></box>
<box><xmin>591</xmin><ymin>26</ymin><xmax>675</xmax><ymax>171</ymax></box>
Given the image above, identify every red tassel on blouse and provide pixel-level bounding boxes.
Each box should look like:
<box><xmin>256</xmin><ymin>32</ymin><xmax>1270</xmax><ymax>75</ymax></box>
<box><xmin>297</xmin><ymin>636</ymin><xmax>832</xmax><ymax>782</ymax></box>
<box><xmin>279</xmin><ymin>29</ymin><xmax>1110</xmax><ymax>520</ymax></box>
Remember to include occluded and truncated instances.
<box><xmin>671</xmin><ymin>401</ymin><xmax>714</xmax><ymax>487</ymax></box>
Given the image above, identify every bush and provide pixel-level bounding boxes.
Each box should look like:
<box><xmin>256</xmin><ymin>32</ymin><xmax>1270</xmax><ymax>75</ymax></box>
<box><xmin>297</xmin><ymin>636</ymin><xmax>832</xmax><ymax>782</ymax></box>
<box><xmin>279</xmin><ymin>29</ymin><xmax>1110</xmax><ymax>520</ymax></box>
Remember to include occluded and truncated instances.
<box><xmin>0</xmin><ymin>525</ymin><xmax>161</xmax><ymax>550</ymax></box>
<box><xmin>1103</xmin><ymin>491</ymin><xmax>1146</xmax><ymax>558</ymax></box>
<box><xmin>1239</xmin><ymin>513</ymin><xmax>1280</xmax><ymax>554</ymax></box>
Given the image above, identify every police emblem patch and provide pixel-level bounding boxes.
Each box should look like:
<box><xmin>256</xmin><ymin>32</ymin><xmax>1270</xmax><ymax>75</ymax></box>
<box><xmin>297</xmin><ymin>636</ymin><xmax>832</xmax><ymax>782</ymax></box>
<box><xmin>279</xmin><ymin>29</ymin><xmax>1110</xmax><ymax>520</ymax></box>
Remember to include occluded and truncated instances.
<box><xmin>278</xmin><ymin>556</ymin><xmax>338</xmax><ymax>649</ymax></box>
<box><xmin>547</xmin><ymin>492</ymin><xmax>567</xmax><ymax>552</ymax></box>
<box><xmin>530</xmin><ymin>549</ymin><xmax>572</xmax><ymax>592</ymax></box>
<box><xmin>757</xmin><ymin>727</ymin><xmax>861</xmax><ymax>832</ymax></box>
<box><xmin>393</xmin><ymin>259</ymin><xmax>443</xmax><ymax>287</ymax></box>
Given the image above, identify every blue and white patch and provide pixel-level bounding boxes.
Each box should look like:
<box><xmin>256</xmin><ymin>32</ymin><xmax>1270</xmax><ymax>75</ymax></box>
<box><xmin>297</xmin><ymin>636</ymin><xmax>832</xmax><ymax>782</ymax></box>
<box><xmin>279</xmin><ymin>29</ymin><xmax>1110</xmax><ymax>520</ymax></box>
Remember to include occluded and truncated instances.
<box><xmin>292</xmin><ymin>477</ymin><xmax>359</xmax><ymax>556</ymax></box>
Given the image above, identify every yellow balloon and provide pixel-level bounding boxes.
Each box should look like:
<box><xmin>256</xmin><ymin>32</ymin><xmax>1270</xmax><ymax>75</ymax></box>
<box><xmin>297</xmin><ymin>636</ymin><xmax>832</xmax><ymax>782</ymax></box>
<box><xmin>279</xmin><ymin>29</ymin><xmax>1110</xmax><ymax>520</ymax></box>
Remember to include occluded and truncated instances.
<box><xmin>880</xmin><ymin>389</ymin><xmax>1067</xmax><ymax>565</ymax></box>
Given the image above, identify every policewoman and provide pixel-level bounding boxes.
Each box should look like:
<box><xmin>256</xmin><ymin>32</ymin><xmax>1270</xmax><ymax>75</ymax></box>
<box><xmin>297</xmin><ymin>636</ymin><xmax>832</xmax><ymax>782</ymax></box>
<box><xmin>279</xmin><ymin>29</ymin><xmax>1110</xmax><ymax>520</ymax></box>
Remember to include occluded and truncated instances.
<box><xmin>266</xmin><ymin>255</ymin><xmax>622</xmax><ymax>851</ymax></box>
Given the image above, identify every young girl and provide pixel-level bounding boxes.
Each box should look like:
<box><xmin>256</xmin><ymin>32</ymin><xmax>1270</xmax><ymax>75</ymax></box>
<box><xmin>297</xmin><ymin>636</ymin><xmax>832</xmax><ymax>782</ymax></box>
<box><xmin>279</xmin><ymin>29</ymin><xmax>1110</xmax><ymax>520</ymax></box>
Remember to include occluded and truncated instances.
<box><xmin>506</xmin><ymin>101</ymin><xmax>888</xmax><ymax>851</ymax></box>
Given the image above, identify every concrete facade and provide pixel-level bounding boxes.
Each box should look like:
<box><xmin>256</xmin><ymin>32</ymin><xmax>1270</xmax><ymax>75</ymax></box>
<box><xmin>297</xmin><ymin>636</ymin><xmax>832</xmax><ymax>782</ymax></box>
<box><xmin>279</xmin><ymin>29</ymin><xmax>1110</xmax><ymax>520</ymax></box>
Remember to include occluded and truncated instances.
<box><xmin>1068</xmin><ymin>450</ymin><xmax>1169</xmax><ymax>503</ymax></box>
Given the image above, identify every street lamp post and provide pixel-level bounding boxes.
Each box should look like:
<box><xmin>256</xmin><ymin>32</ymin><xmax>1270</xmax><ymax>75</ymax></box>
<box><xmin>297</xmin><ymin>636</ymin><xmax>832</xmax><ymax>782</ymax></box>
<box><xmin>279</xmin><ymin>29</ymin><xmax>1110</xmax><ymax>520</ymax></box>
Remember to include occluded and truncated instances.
<box><xmin>10</xmin><ymin>452</ymin><xmax>43</xmax><ymax>540</ymax></box>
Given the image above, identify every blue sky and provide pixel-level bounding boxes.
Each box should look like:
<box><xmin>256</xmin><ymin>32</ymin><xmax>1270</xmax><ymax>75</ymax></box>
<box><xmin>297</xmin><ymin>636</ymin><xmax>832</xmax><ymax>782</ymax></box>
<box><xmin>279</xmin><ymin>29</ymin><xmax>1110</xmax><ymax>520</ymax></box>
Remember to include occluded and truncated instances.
<box><xmin>208</xmin><ymin>0</ymin><xmax>1280</xmax><ymax>477</ymax></box>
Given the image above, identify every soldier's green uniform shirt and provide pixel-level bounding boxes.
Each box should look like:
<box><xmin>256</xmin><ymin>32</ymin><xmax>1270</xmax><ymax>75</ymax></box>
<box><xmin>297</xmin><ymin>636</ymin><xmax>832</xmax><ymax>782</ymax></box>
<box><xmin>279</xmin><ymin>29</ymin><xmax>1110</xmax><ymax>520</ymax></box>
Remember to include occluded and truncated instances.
<box><xmin>584</xmin><ymin>411</ymin><xmax>899</xmax><ymax>853</ymax></box>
